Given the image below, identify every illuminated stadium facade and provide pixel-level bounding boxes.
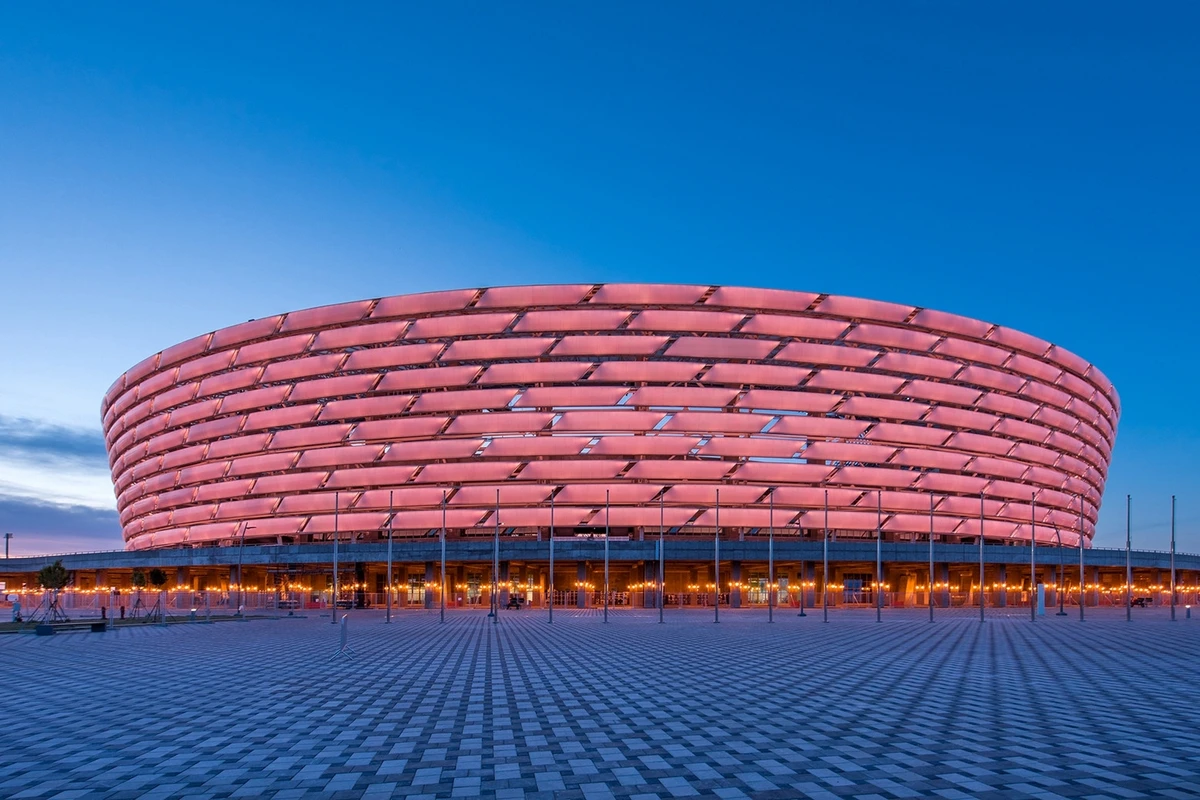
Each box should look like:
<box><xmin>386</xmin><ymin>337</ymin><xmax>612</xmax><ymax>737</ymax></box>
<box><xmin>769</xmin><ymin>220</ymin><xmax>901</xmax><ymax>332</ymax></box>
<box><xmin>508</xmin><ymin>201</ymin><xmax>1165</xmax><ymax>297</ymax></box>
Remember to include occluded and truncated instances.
<box><xmin>101</xmin><ymin>284</ymin><xmax>1118</xmax><ymax>557</ymax></box>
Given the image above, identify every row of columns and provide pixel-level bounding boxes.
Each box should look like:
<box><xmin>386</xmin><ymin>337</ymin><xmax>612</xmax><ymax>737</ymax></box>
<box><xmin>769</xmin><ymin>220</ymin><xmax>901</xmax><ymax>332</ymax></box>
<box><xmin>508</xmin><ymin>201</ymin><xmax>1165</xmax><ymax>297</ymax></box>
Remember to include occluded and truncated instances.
<box><xmin>46</xmin><ymin>561</ymin><xmax>1189</xmax><ymax>610</ymax></box>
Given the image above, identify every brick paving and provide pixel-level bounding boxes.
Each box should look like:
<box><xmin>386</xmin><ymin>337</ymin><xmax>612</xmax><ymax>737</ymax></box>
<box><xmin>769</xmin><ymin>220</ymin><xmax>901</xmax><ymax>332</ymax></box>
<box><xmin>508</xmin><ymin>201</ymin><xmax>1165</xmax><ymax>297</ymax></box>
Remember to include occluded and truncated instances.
<box><xmin>1</xmin><ymin>606</ymin><xmax>1198</xmax><ymax>799</ymax></box>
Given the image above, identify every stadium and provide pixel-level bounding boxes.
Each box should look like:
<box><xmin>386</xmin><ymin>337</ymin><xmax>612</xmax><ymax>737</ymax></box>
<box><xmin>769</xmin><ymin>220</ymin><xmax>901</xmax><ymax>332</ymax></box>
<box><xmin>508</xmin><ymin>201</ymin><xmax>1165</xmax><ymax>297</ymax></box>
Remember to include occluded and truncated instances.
<box><xmin>100</xmin><ymin>283</ymin><xmax>1117</xmax><ymax>561</ymax></box>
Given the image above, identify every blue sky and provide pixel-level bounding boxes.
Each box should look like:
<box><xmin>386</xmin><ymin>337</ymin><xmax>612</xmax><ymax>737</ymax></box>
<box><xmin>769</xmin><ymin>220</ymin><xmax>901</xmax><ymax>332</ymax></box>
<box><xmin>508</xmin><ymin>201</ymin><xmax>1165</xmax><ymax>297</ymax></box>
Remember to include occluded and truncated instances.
<box><xmin>1</xmin><ymin>3</ymin><xmax>1196</xmax><ymax>555</ymax></box>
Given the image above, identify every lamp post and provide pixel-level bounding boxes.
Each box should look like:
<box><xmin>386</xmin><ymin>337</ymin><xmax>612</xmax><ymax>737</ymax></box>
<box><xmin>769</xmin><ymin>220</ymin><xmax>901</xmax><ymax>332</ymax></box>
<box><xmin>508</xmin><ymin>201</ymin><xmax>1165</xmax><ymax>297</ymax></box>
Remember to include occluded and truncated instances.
<box><xmin>980</xmin><ymin>490</ymin><xmax>986</xmax><ymax>623</ymax></box>
<box><xmin>1055</xmin><ymin>526</ymin><xmax>1067</xmax><ymax>616</ymax></box>
<box><xmin>658</xmin><ymin>491</ymin><xmax>664</xmax><ymax>624</ymax></box>
<box><xmin>1079</xmin><ymin>495</ymin><xmax>1086</xmax><ymax>622</ymax></box>
<box><xmin>875</xmin><ymin>491</ymin><xmax>882</xmax><ymax>624</ymax></box>
<box><xmin>603</xmin><ymin>489</ymin><xmax>610</xmax><ymax>624</ymax></box>
<box><xmin>3</xmin><ymin>532</ymin><xmax>11</xmax><ymax>559</ymax></box>
<box><xmin>929</xmin><ymin>492</ymin><xmax>935</xmax><ymax>623</ymax></box>
<box><xmin>768</xmin><ymin>489</ymin><xmax>775</xmax><ymax>624</ymax></box>
<box><xmin>493</xmin><ymin>489</ymin><xmax>500</xmax><ymax>624</ymax></box>
<box><xmin>1030</xmin><ymin>493</ymin><xmax>1037</xmax><ymax>623</ymax></box>
<box><xmin>440</xmin><ymin>490</ymin><xmax>446</xmax><ymax>624</ymax></box>
<box><xmin>237</xmin><ymin>522</ymin><xmax>254</xmax><ymax>617</ymax></box>
<box><xmin>1125</xmin><ymin>494</ymin><xmax>1132</xmax><ymax>623</ymax></box>
<box><xmin>549</xmin><ymin>491</ymin><xmax>555</xmax><ymax>624</ymax></box>
<box><xmin>822</xmin><ymin>489</ymin><xmax>829</xmax><ymax>624</ymax></box>
<box><xmin>713</xmin><ymin>488</ymin><xmax>720</xmax><ymax>624</ymax></box>
<box><xmin>1170</xmin><ymin>495</ymin><xmax>1177</xmax><ymax>622</ymax></box>
<box><xmin>331</xmin><ymin>491</ymin><xmax>340</xmax><ymax>625</ymax></box>
<box><xmin>386</xmin><ymin>490</ymin><xmax>394</xmax><ymax>624</ymax></box>
<box><xmin>797</xmin><ymin>554</ymin><xmax>807</xmax><ymax>617</ymax></box>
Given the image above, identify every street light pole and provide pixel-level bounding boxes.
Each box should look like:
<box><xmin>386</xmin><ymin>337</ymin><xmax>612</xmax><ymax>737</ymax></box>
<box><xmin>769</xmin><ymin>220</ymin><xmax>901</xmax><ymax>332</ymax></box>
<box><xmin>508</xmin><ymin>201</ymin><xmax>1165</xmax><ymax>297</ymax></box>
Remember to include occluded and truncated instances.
<box><xmin>768</xmin><ymin>489</ymin><xmax>774</xmax><ymax>624</ymax></box>
<box><xmin>876</xmin><ymin>491</ymin><xmax>882</xmax><ymax>624</ymax></box>
<box><xmin>493</xmin><ymin>489</ymin><xmax>500</xmax><ymax>624</ymax></box>
<box><xmin>3</xmin><ymin>532</ymin><xmax>11</xmax><ymax>559</ymax></box>
<box><xmin>928</xmin><ymin>492</ymin><xmax>934</xmax><ymax>623</ymax></box>
<box><xmin>1170</xmin><ymin>495</ymin><xmax>1177</xmax><ymax>622</ymax></box>
<box><xmin>237</xmin><ymin>522</ymin><xmax>253</xmax><ymax>617</ymax></box>
<box><xmin>713</xmin><ymin>488</ymin><xmax>720</xmax><ymax>624</ymax></box>
<box><xmin>1079</xmin><ymin>494</ymin><xmax>1086</xmax><ymax>622</ymax></box>
<box><xmin>331</xmin><ymin>491</ymin><xmax>339</xmax><ymax>625</ymax></box>
<box><xmin>980</xmin><ymin>490</ymin><xmax>985</xmax><ymax>623</ymax></box>
<box><xmin>1125</xmin><ymin>494</ymin><xmax>1132</xmax><ymax>623</ymax></box>
<box><xmin>822</xmin><ymin>489</ymin><xmax>829</xmax><ymax>624</ymax></box>
<box><xmin>1056</xmin><ymin>526</ymin><xmax>1067</xmax><ymax>616</ymax></box>
<box><xmin>549</xmin><ymin>490</ymin><xmax>555</xmax><ymax>624</ymax></box>
<box><xmin>658</xmin><ymin>491</ymin><xmax>664</xmax><ymax>624</ymax></box>
<box><xmin>386</xmin><ymin>490</ymin><xmax>393</xmax><ymax>624</ymax></box>
<box><xmin>1031</xmin><ymin>493</ymin><xmax>1037</xmax><ymax>623</ymax></box>
<box><xmin>440</xmin><ymin>491</ymin><xmax>446</xmax><ymax>624</ymax></box>
<box><xmin>603</xmin><ymin>489</ymin><xmax>610</xmax><ymax>624</ymax></box>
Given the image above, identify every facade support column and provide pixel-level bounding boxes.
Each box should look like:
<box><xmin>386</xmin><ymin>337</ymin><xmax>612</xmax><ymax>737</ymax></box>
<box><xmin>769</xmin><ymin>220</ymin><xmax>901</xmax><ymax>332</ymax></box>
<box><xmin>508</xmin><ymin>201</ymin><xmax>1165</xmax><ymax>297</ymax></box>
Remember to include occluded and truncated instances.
<box><xmin>802</xmin><ymin>562</ymin><xmax>815</xmax><ymax>608</ymax></box>
<box><xmin>998</xmin><ymin>564</ymin><xmax>1008</xmax><ymax>607</ymax></box>
<box><xmin>577</xmin><ymin>562</ymin><xmax>587</xmax><ymax>608</ymax></box>
<box><xmin>731</xmin><ymin>561</ymin><xmax>742</xmax><ymax>608</ymax></box>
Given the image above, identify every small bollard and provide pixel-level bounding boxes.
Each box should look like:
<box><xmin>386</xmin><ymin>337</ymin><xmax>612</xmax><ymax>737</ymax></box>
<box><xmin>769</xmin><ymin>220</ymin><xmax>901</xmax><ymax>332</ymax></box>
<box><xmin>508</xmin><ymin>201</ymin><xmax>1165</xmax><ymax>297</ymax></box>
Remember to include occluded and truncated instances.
<box><xmin>1187</xmin><ymin>605</ymin><xmax>1192</xmax><ymax>620</ymax></box>
<box><xmin>189</xmin><ymin>608</ymin><xmax>197</xmax><ymax>622</ymax></box>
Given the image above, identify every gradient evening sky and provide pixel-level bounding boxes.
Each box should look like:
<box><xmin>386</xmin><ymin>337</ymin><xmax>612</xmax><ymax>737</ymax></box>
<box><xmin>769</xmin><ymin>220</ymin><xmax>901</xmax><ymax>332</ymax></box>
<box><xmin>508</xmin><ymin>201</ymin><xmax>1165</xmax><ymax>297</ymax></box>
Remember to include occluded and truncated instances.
<box><xmin>1</xmin><ymin>3</ymin><xmax>1197</xmax><ymax>555</ymax></box>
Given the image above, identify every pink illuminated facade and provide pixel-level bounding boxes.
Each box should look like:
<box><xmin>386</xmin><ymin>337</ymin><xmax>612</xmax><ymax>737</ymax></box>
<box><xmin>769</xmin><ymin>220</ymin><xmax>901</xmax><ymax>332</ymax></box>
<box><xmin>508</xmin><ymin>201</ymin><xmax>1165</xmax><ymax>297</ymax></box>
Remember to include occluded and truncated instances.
<box><xmin>101</xmin><ymin>285</ymin><xmax>1118</xmax><ymax>551</ymax></box>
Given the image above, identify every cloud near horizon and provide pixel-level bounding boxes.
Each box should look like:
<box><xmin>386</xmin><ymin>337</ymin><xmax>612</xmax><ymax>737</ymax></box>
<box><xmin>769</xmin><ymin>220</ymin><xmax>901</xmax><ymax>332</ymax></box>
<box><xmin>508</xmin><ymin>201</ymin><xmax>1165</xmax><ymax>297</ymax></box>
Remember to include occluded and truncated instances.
<box><xmin>0</xmin><ymin>415</ymin><xmax>123</xmax><ymax>554</ymax></box>
<box><xmin>0</xmin><ymin>496</ymin><xmax>123</xmax><ymax>556</ymax></box>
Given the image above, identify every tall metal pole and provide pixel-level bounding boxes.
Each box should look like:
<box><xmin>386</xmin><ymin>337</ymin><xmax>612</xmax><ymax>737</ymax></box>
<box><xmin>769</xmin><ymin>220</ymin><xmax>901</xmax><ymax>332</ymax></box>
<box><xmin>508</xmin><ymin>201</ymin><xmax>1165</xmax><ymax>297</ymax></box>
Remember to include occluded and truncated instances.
<box><xmin>1056</xmin><ymin>526</ymin><xmax>1067</xmax><ymax>615</ymax></box>
<box><xmin>549</xmin><ymin>490</ymin><xmax>555</xmax><ymax>624</ymax></box>
<box><xmin>875</xmin><ymin>491</ymin><xmax>882</xmax><ymax>623</ymax></box>
<box><xmin>1079</xmin><ymin>495</ymin><xmax>1085</xmax><ymax>622</ymax></box>
<box><xmin>604</xmin><ymin>489</ymin><xmax>610</xmax><ymax>624</ymax></box>
<box><xmin>658</xmin><ymin>491</ymin><xmax>665</xmax><ymax>624</ymax></box>
<box><xmin>979</xmin><ymin>490</ymin><xmax>985</xmax><ymax>623</ymax></box>
<box><xmin>1125</xmin><ymin>494</ymin><xmax>1132</xmax><ymax>623</ymax></box>
<box><xmin>331</xmin><ymin>491</ymin><xmax>339</xmax><ymax>625</ymax></box>
<box><xmin>768</xmin><ymin>489</ymin><xmax>775</xmax><ymax>624</ymax></box>
<box><xmin>440</xmin><ymin>491</ymin><xmax>446</xmax><ymax>624</ymax></box>
<box><xmin>237</xmin><ymin>520</ymin><xmax>248</xmax><ymax>617</ymax></box>
<box><xmin>386</xmin><ymin>490</ymin><xmax>393</xmax><ymax>624</ymax></box>
<box><xmin>798</xmin><ymin>555</ymin><xmax>807</xmax><ymax>617</ymax></box>
<box><xmin>3</xmin><ymin>532</ymin><xmax>10</xmax><ymax>559</ymax></box>
<box><xmin>713</xmin><ymin>488</ymin><xmax>720</xmax><ymax>624</ymax></box>
<box><xmin>1170</xmin><ymin>495</ymin><xmax>1177</xmax><ymax>622</ymax></box>
<box><xmin>1030</xmin><ymin>493</ymin><xmax>1037</xmax><ymax>623</ymax></box>
<box><xmin>822</xmin><ymin>489</ymin><xmax>829</xmax><ymax>624</ymax></box>
<box><xmin>493</xmin><ymin>489</ymin><xmax>500</xmax><ymax>624</ymax></box>
<box><xmin>928</xmin><ymin>492</ymin><xmax>934</xmax><ymax>623</ymax></box>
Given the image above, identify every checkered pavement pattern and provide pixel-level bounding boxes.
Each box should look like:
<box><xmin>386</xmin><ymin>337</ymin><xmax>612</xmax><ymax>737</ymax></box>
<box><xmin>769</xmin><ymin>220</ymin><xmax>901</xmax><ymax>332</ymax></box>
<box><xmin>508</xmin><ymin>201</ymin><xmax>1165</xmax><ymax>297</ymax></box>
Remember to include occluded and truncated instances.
<box><xmin>1</xmin><ymin>607</ymin><xmax>1197</xmax><ymax>799</ymax></box>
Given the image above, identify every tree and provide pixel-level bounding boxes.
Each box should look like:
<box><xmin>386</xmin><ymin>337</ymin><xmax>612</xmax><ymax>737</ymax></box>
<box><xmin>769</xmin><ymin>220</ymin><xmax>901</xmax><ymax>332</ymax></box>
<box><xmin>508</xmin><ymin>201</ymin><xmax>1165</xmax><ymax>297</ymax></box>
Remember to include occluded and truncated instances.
<box><xmin>36</xmin><ymin>560</ymin><xmax>71</xmax><ymax>622</ymax></box>
<box><xmin>130</xmin><ymin>570</ymin><xmax>147</xmax><ymax>618</ymax></box>
<box><xmin>147</xmin><ymin>568</ymin><xmax>169</xmax><ymax>624</ymax></box>
<box><xmin>148</xmin><ymin>568</ymin><xmax>167</xmax><ymax>589</ymax></box>
<box><xmin>37</xmin><ymin>560</ymin><xmax>70</xmax><ymax>592</ymax></box>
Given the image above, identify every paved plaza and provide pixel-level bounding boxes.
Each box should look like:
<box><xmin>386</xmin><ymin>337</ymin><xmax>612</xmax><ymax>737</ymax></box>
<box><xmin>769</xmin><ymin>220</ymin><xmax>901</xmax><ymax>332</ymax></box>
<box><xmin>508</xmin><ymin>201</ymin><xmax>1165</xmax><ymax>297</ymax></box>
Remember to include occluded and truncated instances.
<box><xmin>1</xmin><ymin>607</ymin><xmax>1198</xmax><ymax>799</ymax></box>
